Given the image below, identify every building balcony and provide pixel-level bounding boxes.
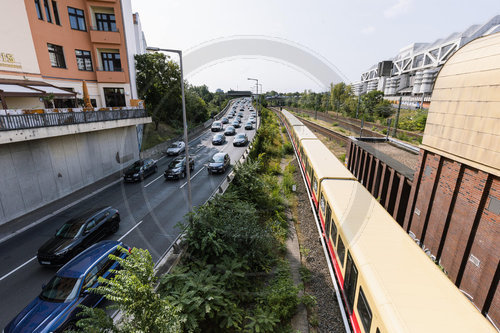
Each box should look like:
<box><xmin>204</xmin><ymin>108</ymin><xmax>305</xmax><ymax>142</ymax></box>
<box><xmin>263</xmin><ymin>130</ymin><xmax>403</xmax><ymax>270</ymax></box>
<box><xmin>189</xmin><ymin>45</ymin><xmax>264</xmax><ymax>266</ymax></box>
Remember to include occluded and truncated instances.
<box><xmin>96</xmin><ymin>69</ymin><xmax>126</xmax><ymax>83</ymax></box>
<box><xmin>0</xmin><ymin>108</ymin><xmax>151</xmax><ymax>144</ymax></box>
<box><xmin>90</xmin><ymin>28</ymin><xmax>121</xmax><ymax>44</ymax></box>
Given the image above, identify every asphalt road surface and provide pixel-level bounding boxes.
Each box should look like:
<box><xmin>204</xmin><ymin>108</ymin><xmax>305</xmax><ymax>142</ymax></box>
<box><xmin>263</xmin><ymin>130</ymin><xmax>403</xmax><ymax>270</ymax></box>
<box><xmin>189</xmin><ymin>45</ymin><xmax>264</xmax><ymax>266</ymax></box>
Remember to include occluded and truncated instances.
<box><xmin>0</xmin><ymin>100</ymin><xmax>258</xmax><ymax>328</ymax></box>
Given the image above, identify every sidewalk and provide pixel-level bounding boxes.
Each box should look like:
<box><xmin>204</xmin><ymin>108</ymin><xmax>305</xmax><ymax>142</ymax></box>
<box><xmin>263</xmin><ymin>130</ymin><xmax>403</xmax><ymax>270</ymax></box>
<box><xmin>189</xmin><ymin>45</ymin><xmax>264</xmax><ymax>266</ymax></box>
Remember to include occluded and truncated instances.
<box><xmin>0</xmin><ymin>171</ymin><xmax>122</xmax><ymax>244</ymax></box>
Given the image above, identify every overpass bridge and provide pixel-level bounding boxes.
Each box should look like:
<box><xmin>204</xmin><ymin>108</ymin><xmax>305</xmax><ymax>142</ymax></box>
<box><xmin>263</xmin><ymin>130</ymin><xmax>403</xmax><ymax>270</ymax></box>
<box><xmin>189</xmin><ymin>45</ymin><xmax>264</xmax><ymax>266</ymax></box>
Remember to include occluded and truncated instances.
<box><xmin>0</xmin><ymin>107</ymin><xmax>151</xmax><ymax>225</ymax></box>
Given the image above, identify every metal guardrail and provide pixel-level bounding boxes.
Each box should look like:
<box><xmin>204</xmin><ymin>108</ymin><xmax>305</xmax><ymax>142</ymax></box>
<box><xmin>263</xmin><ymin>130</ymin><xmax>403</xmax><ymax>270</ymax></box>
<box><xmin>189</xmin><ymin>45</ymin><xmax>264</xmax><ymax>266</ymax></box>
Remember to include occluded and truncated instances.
<box><xmin>0</xmin><ymin>109</ymin><xmax>148</xmax><ymax>131</ymax></box>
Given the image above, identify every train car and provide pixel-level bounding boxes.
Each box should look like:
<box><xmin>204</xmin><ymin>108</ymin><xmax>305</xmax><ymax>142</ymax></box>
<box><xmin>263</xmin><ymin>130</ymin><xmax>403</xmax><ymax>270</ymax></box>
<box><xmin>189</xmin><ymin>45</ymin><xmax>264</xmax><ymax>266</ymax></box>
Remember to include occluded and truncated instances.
<box><xmin>280</xmin><ymin>108</ymin><xmax>318</xmax><ymax>165</ymax></box>
<box><xmin>317</xmin><ymin>179</ymin><xmax>496</xmax><ymax>333</ymax></box>
<box><xmin>300</xmin><ymin>139</ymin><xmax>355</xmax><ymax>208</ymax></box>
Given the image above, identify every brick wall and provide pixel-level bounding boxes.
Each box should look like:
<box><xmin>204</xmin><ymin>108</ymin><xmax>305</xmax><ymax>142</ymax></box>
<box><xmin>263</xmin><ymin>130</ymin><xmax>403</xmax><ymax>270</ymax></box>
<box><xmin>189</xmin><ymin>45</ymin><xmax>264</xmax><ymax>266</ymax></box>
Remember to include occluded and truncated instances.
<box><xmin>405</xmin><ymin>149</ymin><xmax>499</xmax><ymax>327</ymax></box>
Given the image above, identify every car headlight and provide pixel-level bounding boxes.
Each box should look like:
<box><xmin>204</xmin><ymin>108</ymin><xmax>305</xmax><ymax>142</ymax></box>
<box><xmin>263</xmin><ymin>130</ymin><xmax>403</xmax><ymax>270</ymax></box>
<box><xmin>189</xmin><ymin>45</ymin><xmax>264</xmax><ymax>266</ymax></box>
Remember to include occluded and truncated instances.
<box><xmin>133</xmin><ymin>173</ymin><xmax>139</xmax><ymax>177</ymax></box>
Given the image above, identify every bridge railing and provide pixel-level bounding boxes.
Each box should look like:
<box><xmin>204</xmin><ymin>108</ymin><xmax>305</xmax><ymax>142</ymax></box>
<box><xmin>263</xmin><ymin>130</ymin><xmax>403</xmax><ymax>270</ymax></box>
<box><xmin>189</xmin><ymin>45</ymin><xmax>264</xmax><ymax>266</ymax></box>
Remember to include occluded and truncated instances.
<box><xmin>0</xmin><ymin>109</ymin><xmax>148</xmax><ymax>131</ymax></box>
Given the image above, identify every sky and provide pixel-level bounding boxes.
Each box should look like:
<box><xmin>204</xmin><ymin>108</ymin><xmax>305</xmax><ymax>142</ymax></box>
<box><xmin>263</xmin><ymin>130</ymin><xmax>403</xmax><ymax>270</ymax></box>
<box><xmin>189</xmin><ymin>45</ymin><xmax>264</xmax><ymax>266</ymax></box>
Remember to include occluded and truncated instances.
<box><xmin>131</xmin><ymin>0</ymin><xmax>500</xmax><ymax>93</ymax></box>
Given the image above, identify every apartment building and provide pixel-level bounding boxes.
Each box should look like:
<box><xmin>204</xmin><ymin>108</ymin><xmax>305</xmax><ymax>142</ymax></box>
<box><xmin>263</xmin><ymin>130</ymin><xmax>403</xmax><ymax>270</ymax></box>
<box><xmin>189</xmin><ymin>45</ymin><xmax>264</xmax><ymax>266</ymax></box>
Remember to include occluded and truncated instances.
<box><xmin>0</xmin><ymin>0</ymin><xmax>145</xmax><ymax>110</ymax></box>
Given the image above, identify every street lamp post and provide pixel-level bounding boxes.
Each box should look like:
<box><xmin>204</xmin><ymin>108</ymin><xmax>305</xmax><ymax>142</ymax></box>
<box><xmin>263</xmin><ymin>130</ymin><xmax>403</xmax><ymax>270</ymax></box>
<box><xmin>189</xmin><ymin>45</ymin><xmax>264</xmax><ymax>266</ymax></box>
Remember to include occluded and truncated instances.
<box><xmin>247</xmin><ymin>78</ymin><xmax>259</xmax><ymax>113</ymax></box>
<box><xmin>146</xmin><ymin>46</ymin><xmax>192</xmax><ymax>211</ymax></box>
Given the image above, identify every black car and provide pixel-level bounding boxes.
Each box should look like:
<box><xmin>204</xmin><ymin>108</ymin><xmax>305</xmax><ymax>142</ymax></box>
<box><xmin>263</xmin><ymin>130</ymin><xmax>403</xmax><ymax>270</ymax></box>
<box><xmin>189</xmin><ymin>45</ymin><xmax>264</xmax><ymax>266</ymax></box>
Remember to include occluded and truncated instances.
<box><xmin>232</xmin><ymin>120</ymin><xmax>241</xmax><ymax>128</ymax></box>
<box><xmin>224</xmin><ymin>126</ymin><xmax>236</xmax><ymax>136</ymax></box>
<box><xmin>207</xmin><ymin>152</ymin><xmax>230</xmax><ymax>174</ymax></box>
<box><xmin>245</xmin><ymin>121</ymin><xmax>253</xmax><ymax>130</ymax></box>
<box><xmin>233</xmin><ymin>133</ymin><xmax>249</xmax><ymax>147</ymax></box>
<box><xmin>221</xmin><ymin>117</ymin><xmax>229</xmax><ymax>124</ymax></box>
<box><xmin>164</xmin><ymin>156</ymin><xmax>195</xmax><ymax>180</ymax></box>
<box><xmin>212</xmin><ymin>133</ymin><xmax>226</xmax><ymax>145</ymax></box>
<box><xmin>37</xmin><ymin>207</ymin><xmax>120</xmax><ymax>266</ymax></box>
<box><xmin>123</xmin><ymin>159</ymin><xmax>157</xmax><ymax>182</ymax></box>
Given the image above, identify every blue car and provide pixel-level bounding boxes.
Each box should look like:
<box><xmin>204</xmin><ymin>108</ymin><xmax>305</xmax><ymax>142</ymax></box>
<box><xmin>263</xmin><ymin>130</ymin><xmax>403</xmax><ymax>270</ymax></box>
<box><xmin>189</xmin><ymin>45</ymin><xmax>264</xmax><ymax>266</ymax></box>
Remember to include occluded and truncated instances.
<box><xmin>4</xmin><ymin>240</ymin><xmax>129</xmax><ymax>333</ymax></box>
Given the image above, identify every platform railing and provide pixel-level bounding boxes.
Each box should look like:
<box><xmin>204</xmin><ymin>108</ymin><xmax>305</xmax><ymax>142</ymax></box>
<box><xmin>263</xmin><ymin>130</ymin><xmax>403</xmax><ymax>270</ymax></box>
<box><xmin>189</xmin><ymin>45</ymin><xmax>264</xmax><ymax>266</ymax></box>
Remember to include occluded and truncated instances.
<box><xmin>0</xmin><ymin>109</ymin><xmax>148</xmax><ymax>131</ymax></box>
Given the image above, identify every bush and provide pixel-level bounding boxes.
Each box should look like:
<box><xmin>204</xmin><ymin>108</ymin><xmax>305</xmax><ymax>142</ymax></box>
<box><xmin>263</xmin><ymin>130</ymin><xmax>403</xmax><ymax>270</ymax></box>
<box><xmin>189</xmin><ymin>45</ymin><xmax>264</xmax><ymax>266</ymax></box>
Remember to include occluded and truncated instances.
<box><xmin>282</xmin><ymin>141</ymin><xmax>294</xmax><ymax>156</ymax></box>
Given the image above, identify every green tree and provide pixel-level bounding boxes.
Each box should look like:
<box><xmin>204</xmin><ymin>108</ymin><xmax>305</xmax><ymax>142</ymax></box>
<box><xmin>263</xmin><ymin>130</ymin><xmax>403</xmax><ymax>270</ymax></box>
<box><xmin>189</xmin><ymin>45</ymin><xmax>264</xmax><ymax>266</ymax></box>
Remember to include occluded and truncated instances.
<box><xmin>75</xmin><ymin>247</ymin><xmax>183</xmax><ymax>333</ymax></box>
<box><xmin>135</xmin><ymin>53</ymin><xmax>182</xmax><ymax>129</ymax></box>
<box><xmin>330</xmin><ymin>82</ymin><xmax>348</xmax><ymax>111</ymax></box>
<box><xmin>374</xmin><ymin>99</ymin><xmax>393</xmax><ymax>118</ymax></box>
<box><xmin>361</xmin><ymin>90</ymin><xmax>384</xmax><ymax>117</ymax></box>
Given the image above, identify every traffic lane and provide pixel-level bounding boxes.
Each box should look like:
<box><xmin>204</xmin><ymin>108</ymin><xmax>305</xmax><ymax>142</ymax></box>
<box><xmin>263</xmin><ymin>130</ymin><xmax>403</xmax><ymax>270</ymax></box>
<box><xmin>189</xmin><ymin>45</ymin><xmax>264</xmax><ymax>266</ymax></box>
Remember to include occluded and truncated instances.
<box><xmin>0</xmin><ymin>129</ymin><xmax>214</xmax><ymax>276</ymax></box>
<box><xmin>0</xmin><ymin>114</ymin><xmax>255</xmax><ymax>328</ymax></box>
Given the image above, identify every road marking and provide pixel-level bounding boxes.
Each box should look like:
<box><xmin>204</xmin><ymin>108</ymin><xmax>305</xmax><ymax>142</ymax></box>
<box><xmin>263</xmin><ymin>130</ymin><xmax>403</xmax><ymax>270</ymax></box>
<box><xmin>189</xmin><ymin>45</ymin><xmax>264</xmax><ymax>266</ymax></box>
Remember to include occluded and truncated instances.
<box><xmin>144</xmin><ymin>174</ymin><xmax>164</xmax><ymax>188</ymax></box>
<box><xmin>0</xmin><ymin>256</ymin><xmax>36</xmax><ymax>282</ymax></box>
<box><xmin>180</xmin><ymin>167</ymin><xmax>205</xmax><ymax>189</ymax></box>
<box><xmin>118</xmin><ymin>220</ymin><xmax>144</xmax><ymax>241</ymax></box>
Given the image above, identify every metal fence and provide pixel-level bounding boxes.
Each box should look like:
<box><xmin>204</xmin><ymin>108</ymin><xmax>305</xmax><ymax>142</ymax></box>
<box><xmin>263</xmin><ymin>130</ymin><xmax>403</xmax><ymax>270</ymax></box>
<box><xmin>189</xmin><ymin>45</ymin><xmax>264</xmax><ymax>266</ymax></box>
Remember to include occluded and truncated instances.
<box><xmin>0</xmin><ymin>109</ymin><xmax>148</xmax><ymax>131</ymax></box>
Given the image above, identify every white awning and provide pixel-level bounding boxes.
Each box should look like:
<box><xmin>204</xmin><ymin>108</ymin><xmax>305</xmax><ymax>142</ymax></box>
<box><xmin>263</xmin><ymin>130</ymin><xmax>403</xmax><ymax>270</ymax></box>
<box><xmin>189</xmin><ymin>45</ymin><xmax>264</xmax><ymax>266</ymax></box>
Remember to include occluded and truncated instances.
<box><xmin>28</xmin><ymin>85</ymin><xmax>74</xmax><ymax>96</ymax></box>
<box><xmin>0</xmin><ymin>84</ymin><xmax>41</xmax><ymax>94</ymax></box>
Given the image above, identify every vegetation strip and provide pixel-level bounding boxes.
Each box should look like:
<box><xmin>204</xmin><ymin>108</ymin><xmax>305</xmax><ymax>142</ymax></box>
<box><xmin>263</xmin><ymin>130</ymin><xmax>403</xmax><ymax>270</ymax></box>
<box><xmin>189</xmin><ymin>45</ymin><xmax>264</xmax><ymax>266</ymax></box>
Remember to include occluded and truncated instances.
<box><xmin>73</xmin><ymin>107</ymin><xmax>315</xmax><ymax>332</ymax></box>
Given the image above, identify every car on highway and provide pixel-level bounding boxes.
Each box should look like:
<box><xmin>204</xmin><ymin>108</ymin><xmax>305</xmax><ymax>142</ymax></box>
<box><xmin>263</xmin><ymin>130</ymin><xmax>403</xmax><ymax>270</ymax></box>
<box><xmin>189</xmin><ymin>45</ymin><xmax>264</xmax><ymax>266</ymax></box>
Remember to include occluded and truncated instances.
<box><xmin>212</xmin><ymin>133</ymin><xmax>226</xmax><ymax>145</ymax></box>
<box><xmin>123</xmin><ymin>159</ymin><xmax>157</xmax><ymax>182</ymax></box>
<box><xmin>221</xmin><ymin>117</ymin><xmax>229</xmax><ymax>124</ymax></box>
<box><xmin>211</xmin><ymin>121</ymin><xmax>223</xmax><ymax>132</ymax></box>
<box><xmin>238</xmin><ymin>111</ymin><xmax>244</xmax><ymax>117</ymax></box>
<box><xmin>224</xmin><ymin>126</ymin><xmax>236</xmax><ymax>136</ymax></box>
<box><xmin>207</xmin><ymin>152</ymin><xmax>230</xmax><ymax>174</ymax></box>
<box><xmin>164</xmin><ymin>156</ymin><xmax>194</xmax><ymax>180</ymax></box>
<box><xmin>245</xmin><ymin>121</ymin><xmax>253</xmax><ymax>130</ymax></box>
<box><xmin>165</xmin><ymin>141</ymin><xmax>185</xmax><ymax>156</ymax></box>
<box><xmin>228</xmin><ymin>113</ymin><xmax>234</xmax><ymax>119</ymax></box>
<box><xmin>249</xmin><ymin>117</ymin><xmax>256</xmax><ymax>124</ymax></box>
<box><xmin>232</xmin><ymin>120</ymin><xmax>241</xmax><ymax>128</ymax></box>
<box><xmin>5</xmin><ymin>241</ymin><xmax>129</xmax><ymax>333</ymax></box>
<box><xmin>233</xmin><ymin>133</ymin><xmax>248</xmax><ymax>147</ymax></box>
<box><xmin>36</xmin><ymin>207</ymin><xmax>120</xmax><ymax>266</ymax></box>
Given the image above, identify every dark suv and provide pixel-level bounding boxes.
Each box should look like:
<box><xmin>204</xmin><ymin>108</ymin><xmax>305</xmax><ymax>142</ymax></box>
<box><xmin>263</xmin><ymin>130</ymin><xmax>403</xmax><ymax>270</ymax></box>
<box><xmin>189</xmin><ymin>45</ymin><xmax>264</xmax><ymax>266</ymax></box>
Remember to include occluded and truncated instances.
<box><xmin>37</xmin><ymin>207</ymin><xmax>120</xmax><ymax>266</ymax></box>
<box><xmin>207</xmin><ymin>152</ymin><xmax>230</xmax><ymax>174</ymax></box>
<box><xmin>123</xmin><ymin>159</ymin><xmax>157</xmax><ymax>182</ymax></box>
<box><xmin>164</xmin><ymin>156</ymin><xmax>195</xmax><ymax>180</ymax></box>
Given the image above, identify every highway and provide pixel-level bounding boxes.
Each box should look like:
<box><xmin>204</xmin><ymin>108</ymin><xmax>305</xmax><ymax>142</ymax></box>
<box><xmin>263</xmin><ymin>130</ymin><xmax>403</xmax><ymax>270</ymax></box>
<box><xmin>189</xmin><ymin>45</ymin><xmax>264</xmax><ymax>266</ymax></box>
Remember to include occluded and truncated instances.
<box><xmin>0</xmin><ymin>100</ymin><xmax>257</xmax><ymax>328</ymax></box>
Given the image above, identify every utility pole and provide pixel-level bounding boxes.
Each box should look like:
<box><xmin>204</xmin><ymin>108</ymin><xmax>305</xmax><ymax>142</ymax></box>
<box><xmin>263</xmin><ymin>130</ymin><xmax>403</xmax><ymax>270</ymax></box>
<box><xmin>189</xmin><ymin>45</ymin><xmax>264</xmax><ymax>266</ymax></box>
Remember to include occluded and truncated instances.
<box><xmin>392</xmin><ymin>96</ymin><xmax>402</xmax><ymax>137</ymax></box>
<box><xmin>146</xmin><ymin>46</ymin><xmax>192</xmax><ymax>212</ymax></box>
<box><xmin>355</xmin><ymin>95</ymin><xmax>361</xmax><ymax>118</ymax></box>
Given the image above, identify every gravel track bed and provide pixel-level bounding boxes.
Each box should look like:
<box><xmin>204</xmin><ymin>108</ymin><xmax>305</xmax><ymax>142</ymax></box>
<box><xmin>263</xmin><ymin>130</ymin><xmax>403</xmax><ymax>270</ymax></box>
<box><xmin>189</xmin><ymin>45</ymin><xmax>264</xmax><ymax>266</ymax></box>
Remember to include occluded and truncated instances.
<box><xmin>291</xmin><ymin>157</ymin><xmax>345</xmax><ymax>333</ymax></box>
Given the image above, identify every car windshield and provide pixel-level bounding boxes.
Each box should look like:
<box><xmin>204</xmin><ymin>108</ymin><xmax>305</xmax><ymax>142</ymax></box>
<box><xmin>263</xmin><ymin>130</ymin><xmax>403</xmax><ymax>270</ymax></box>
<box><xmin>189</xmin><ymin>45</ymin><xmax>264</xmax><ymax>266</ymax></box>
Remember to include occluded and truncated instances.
<box><xmin>214</xmin><ymin>134</ymin><xmax>223</xmax><ymax>139</ymax></box>
<box><xmin>210</xmin><ymin>155</ymin><xmax>224</xmax><ymax>163</ymax></box>
<box><xmin>127</xmin><ymin>161</ymin><xmax>142</xmax><ymax>172</ymax></box>
<box><xmin>56</xmin><ymin>219</ymin><xmax>86</xmax><ymax>239</ymax></box>
<box><xmin>236</xmin><ymin>134</ymin><xmax>246</xmax><ymax>139</ymax></box>
<box><xmin>168</xmin><ymin>159</ymin><xmax>184</xmax><ymax>169</ymax></box>
<box><xmin>39</xmin><ymin>276</ymin><xmax>81</xmax><ymax>303</ymax></box>
<box><xmin>169</xmin><ymin>143</ymin><xmax>179</xmax><ymax>149</ymax></box>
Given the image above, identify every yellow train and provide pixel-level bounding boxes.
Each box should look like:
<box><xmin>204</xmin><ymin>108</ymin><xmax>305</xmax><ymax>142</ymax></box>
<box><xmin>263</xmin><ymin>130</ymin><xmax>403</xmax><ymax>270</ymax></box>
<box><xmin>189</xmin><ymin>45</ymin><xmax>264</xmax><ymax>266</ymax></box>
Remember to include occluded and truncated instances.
<box><xmin>278</xmin><ymin>109</ymin><xmax>495</xmax><ymax>333</ymax></box>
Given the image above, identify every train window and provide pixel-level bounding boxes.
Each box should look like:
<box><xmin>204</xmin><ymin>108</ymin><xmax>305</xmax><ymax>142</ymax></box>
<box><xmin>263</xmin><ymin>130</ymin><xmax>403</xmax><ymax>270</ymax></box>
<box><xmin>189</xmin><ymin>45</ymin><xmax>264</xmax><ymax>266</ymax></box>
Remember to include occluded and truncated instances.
<box><xmin>337</xmin><ymin>236</ymin><xmax>346</xmax><ymax>267</ymax></box>
<box><xmin>331</xmin><ymin>219</ymin><xmax>338</xmax><ymax>247</ymax></box>
<box><xmin>308</xmin><ymin>163</ymin><xmax>313</xmax><ymax>181</ymax></box>
<box><xmin>320</xmin><ymin>193</ymin><xmax>325</xmax><ymax>213</ymax></box>
<box><xmin>344</xmin><ymin>252</ymin><xmax>358</xmax><ymax>311</ymax></box>
<box><xmin>325</xmin><ymin>203</ymin><xmax>331</xmax><ymax>233</ymax></box>
<box><xmin>357</xmin><ymin>287</ymin><xmax>372</xmax><ymax>333</ymax></box>
<box><xmin>312</xmin><ymin>176</ymin><xmax>318</xmax><ymax>193</ymax></box>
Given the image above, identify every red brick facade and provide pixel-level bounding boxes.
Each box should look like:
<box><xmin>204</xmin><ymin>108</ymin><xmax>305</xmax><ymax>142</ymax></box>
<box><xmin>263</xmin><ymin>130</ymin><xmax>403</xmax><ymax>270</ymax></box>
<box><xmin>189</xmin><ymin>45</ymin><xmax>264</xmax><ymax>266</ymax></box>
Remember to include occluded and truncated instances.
<box><xmin>405</xmin><ymin>149</ymin><xmax>499</xmax><ymax>328</ymax></box>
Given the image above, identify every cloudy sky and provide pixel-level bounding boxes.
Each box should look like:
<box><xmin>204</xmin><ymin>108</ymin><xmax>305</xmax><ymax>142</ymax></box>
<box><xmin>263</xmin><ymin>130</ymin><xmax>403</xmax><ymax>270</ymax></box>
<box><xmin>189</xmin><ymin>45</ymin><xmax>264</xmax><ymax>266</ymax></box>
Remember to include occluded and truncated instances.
<box><xmin>131</xmin><ymin>0</ymin><xmax>500</xmax><ymax>93</ymax></box>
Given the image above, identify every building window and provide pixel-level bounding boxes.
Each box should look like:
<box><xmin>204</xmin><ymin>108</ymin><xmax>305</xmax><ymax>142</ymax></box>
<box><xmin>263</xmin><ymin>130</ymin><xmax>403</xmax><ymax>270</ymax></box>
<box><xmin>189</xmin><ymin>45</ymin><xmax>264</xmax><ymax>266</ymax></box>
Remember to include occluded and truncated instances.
<box><xmin>52</xmin><ymin>1</ymin><xmax>60</xmax><ymax>25</ymax></box>
<box><xmin>47</xmin><ymin>43</ymin><xmax>66</xmax><ymax>68</ymax></box>
<box><xmin>35</xmin><ymin>0</ymin><xmax>44</xmax><ymax>20</ymax></box>
<box><xmin>68</xmin><ymin>7</ymin><xmax>86</xmax><ymax>31</ymax></box>
<box><xmin>104</xmin><ymin>88</ymin><xmax>125</xmax><ymax>107</ymax></box>
<box><xmin>101</xmin><ymin>52</ymin><xmax>121</xmax><ymax>71</ymax></box>
<box><xmin>95</xmin><ymin>13</ymin><xmax>117</xmax><ymax>31</ymax></box>
<box><xmin>44</xmin><ymin>0</ymin><xmax>52</xmax><ymax>23</ymax></box>
<box><xmin>75</xmin><ymin>50</ymin><xmax>93</xmax><ymax>71</ymax></box>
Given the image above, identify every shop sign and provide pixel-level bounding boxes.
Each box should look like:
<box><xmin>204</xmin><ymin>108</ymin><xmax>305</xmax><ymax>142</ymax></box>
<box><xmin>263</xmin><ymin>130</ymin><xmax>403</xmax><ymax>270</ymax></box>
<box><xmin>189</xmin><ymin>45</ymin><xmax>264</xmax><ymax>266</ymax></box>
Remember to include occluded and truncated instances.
<box><xmin>0</xmin><ymin>52</ymin><xmax>21</xmax><ymax>69</ymax></box>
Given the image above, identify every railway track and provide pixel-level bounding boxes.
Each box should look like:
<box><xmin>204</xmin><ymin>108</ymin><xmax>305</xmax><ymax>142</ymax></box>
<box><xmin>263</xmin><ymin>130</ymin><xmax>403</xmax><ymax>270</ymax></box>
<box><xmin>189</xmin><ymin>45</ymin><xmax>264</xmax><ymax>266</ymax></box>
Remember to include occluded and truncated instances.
<box><xmin>270</xmin><ymin>107</ymin><xmax>350</xmax><ymax>145</ymax></box>
<box><xmin>287</xmin><ymin>107</ymin><xmax>423</xmax><ymax>142</ymax></box>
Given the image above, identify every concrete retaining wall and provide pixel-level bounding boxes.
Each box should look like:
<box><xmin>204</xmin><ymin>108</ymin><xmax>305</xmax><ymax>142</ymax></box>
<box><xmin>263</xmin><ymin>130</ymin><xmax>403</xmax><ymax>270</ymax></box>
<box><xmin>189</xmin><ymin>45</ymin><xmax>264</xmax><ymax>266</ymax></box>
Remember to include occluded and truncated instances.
<box><xmin>0</xmin><ymin>125</ymin><xmax>139</xmax><ymax>225</ymax></box>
